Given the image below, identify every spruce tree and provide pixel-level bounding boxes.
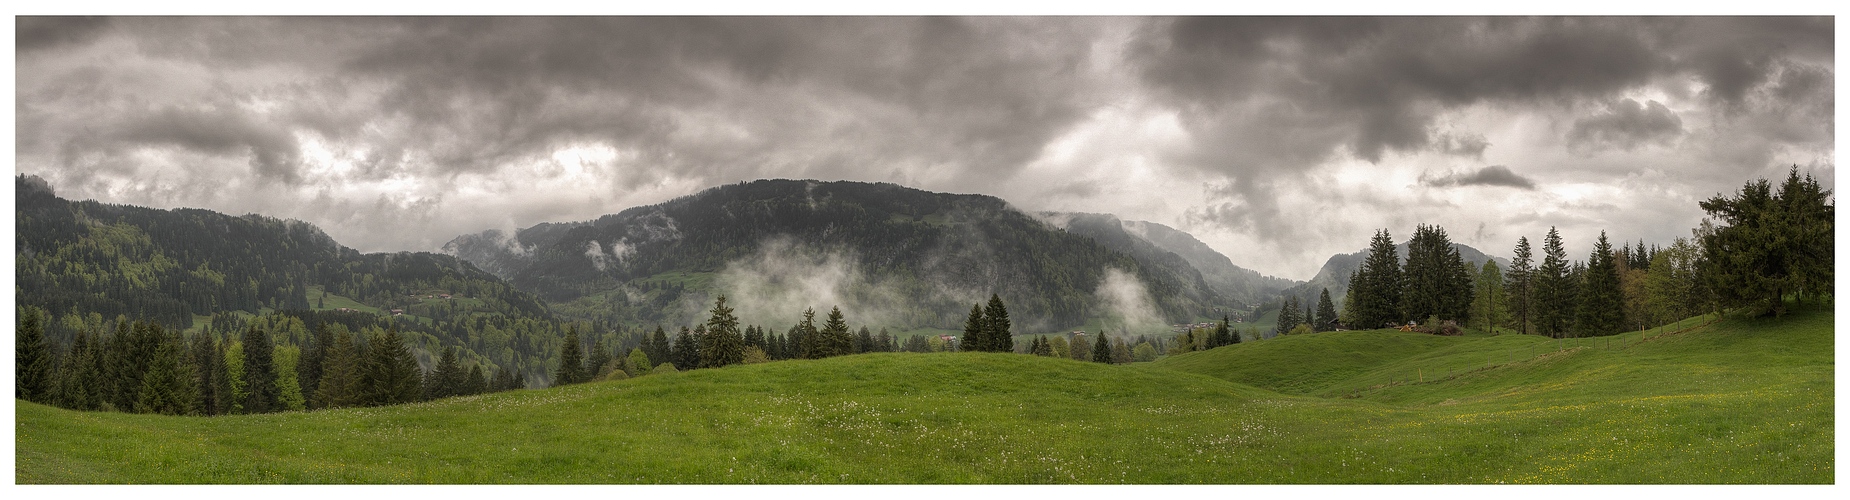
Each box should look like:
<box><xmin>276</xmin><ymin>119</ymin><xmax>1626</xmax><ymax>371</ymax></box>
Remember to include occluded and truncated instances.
<box><xmin>704</xmin><ymin>296</ymin><xmax>746</xmax><ymax>367</ymax></box>
<box><xmin>647</xmin><ymin>327</ymin><xmax>672</xmax><ymax>368</ymax></box>
<box><xmin>961</xmin><ymin>304</ymin><xmax>986</xmax><ymax>352</ymax></box>
<box><xmin>1314</xmin><ymin>289</ymin><xmax>1337</xmax><ymax>332</ymax></box>
<box><xmin>463</xmin><ymin>365</ymin><xmax>488</xmax><ymax>396</ymax></box>
<box><xmin>1505</xmin><ymin>236</ymin><xmax>1535</xmax><ymax>335</ymax></box>
<box><xmin>1351</xmin><ymin>229</ymin><xmax>1404</xmax><ymax>329</ymax></box>
<box><xmin>428</xmin><ymin>346</ymin><xmax>464</xmax><ymax>399</ymax></box>
<box><xmin>673</xmin><ymin>326</ymin><xmax>700</xmax><ymax>369</ymax></box>
<box><xmin>1535</xmin><ymin>227</ymin><xmax>1571</xmax><ymax>337</ymax></box>
<box><xmin>795</xmin><ymin>309</ymin><xmax>819</xmax><ymax>359</ymax></box>
<box><xmin>1401</xmin><ymin>224</ymin><xmax>1471</xmax><ymax>323</ymax></box>
<box><xmin>240</xmin><ymin>325</ymin><xmax>279</xmax><ymax>414</ymax></box>
<box><xmin>1471</xmin><ymin>260</ymin><xmax>1507</xmax><ymax>333</ymax></box>
<box><xmin>364</xmin><ymin>328</ymin><xmax>422</xmax><ymax>405</ymax></box>
<box><xmin>856</xmin><ymin>327</ymin><xmax>874</xmax><ymax>354</ymax></box>
<box><xmin>816</xmin><ymin>306</ymin><xmax>852</xmax><ymax>358</ymax></box>
<box><xmin>1575</xmin><ymin>232</ymin><xmax>1626</xmax><ymax>336</ymax></box>
<box><xmin>312</xmin><ymin>329</ymin><xmax>360</xmax><ymax>409</ymax></box>
<box><xmin>1700</xmin><ymin>167</ymin><xmax>1835</xmax><ymax>315</ymax></box>
<box><xmin>1092</xmin><ymin>333</ymin><xmax>1112</xmax><ymax>363</ymax></box>
<box><xmin>298</xmin><ymin>324</ymin><xmax>329</xmax><ymax>406</ymax></box>
<box><xmin>134</xmin><ymin>332</ymin><xmax>198</xmax><ymax>415</ymax></box>
<box><xmin>60</xmin><ymin>329</ymin><xmax>101</xmax><ymax>411</ymax></box>
<box><xmin>555</xmin><ymin>327</ymin><xmax>584</xmax><ymax>386</ymax></box>
<box><xmin>585</xmin><ymin>339</ymin><xmax>612</xmax><ymax>378</ymax></box>
<box><xmin>984</xmin><ymin>294</ymin><xmax>1013</xmax><ymax>353</ymax></box>
<box><xmin>15</xmin><ymin>308</ymin><xmax>54</xmax><ymax>404</ymax></box>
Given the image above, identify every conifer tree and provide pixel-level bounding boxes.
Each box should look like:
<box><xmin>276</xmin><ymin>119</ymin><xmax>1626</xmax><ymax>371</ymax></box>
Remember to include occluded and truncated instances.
<box><xmin>984</xmin><ymin>294</ymin><xmax>1013</xmax><ymax>353</ymax></box>
<box><xmin>744</xmin><ymin>325</ymin><xmax>766</xmax><ymax>353</ymax></box>
<box><xmin>109</xmin><ymin>321</ymin><xmax>163</xmax><ymax>412</ymax></box>
<box><xmin>240</xmin><ymin>326</ymin><xmax>279</xmax><ymax>414</ymax></box>
<box><xmin>1401</xmin><ymin>224</ymin><xmax>1471</xmax><ymax>323</ymax></box>
<box><xmin>134</xmin><ymin>332</ymin><xmax>197</xmax><ymax>415</ymax></box>
<box><xmin>647</xmin><ymin>327</ymin><xmax>672</xmax><ymax>368</ymax></box>
<box><xmin>15</xmin><ymin>308</ymin><xmax>54</xmax><ymax>404</ymax></box>
<box><xmin>961</xmin><ymin>304</ymin><xmax>985</xmax><ymax>352</ymax></box>
<box><xmin>60</xmin><ymin>329</ymin><xmax>101</xmax><ymax>411</ymax></box>
<box><xmin>1471</xmin><ymin>260</ymin><xmax>1507</xmax><ymax>333</ymax></box>
<box><xmin>1314</xmin><ymin>289</ymin><xmax>1337</xmax><ymax>332</ymax></box>
<box><xmin>585</xmin><ymin>339</ymin><xmax>612</xmax><ymax>378</ymax></box>
<box><xmin>673</xmin><ymin>326</ymin><xmax>700</xmax><ymax>369</ymax></box>
<box><xmin>1092</xmin><ymin>333</ymin><xmax>1112</xmax><ymax>363</ymax></box>
<box><xmin>214</xmin><ymin>339</ymin><xmax>239</xmax><ymax>414</ymax></box>
<box><xmin>1505</xmin><ymin>236</ymin><xmax>1535</xmax><ymax>335</ymax></box>
<box><xmin>312</xmin><ymin>329</ymin><xmax>361</xmax><ymax>409</ymax></box>
<box><xmin>364</xmin><ymin>328</ymin><xmax>422</xmax><ymax>405</ymax></box>
<box><xmin>815</xmin><ymin>306</ymin><xmax>852</xmax><ymax>358</ymax></box>
<box><xmin>856</xmin><ymin>326</ymin><xmax>874</xmax><ymax>354</ymax></box>
<box><xmin>555</xmin><ymin>327</ymin><xmax>584</xmax><ymax>386</ymax></box>
<box><xmin>704</xmin><ymin>296</ymin><xmax>746</xmax><ymax>367</ymax></box>
<box><xmin>1700</xmin><ymin>167</ymin><xmax>1835</xmax><ymax>315</ymax></box>
<box><xmin>298</xmin><ymin>324</ymin><xmax>329</xmax><ymax>405</ymax></box>
<box><xmin>274</xmin><ymin>344</ymin><xmax>307</xmax><ymax>411</ymax></box>
<box><xmin>1575</xmin><ymin>232</ymin><xmax>1626</xmax><ymax>336</ymax></box>
<box><xmin>428</xmin><ymin>346</ymin><xmax>465</xmax><ymax>399</ymax></box>
<box><xmin>1535</xmin><ymin>227</ymin><xmax>1572</xmax><ymax>337</ymax></box>
<box><xmin>463</xmin><ymin>365</ymin><xmax>488</xmax><ymax>396</ymax></box>
<box><xmin>1351</xmin><ymin>229</ymin><xmax>1404</xmax><ymax>329</ymax></box>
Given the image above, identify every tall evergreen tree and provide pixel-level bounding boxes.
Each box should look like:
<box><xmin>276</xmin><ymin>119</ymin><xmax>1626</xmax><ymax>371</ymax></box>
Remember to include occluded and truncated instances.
<box><xmin>1350</xmin><ymin>229</ymin><xmax>1404</xmax><ymax>329</ymax></box>
<box><xmin>1314</xmin><ymin>289</ymin><xmax>1337</xmax><ymax>332</ymax></box>
<box><xmin>1535</xmin><ymin>227</ymin><xmax>1572</xmax><ymax>338</ymax></box>
<box><xmin>671</xmin><ymin>326</ymin><xmax>699</xmax><ymax>369</ymax></box>
<box><xmin>961</xmin><ymin>304</ymin><xmax>986</xmax><ymax>352</ymax></box>
<box><xmin>134</xmin><ymin>332</ymin><xmax>198</xmax><ymax>415</ymax></box>
<box><xmin>274</xmin><ymin>344</ymin><xmax>307</xmax><ymax>411</ymax></box>
<box><xmin>815</xmin><ymin>306</ymin><xmax>853</xmax><ymax>358</ymax></box>
<box><xmin>60</xmin><ymin>328</ymin><xmax>102</xmax><ymax>411</ymax></box>
<box><xmin>240</xmin><ymin>325</ymin><xmax>279</xmax><ymax>414</ymax></box>
<box><xmin>16</xmin><ymin>308</ymin><xmax>55</xmax><ymax>404</ymax></box>
<box><xmin>1575</xmin><ymin>232</ymin><xmax>1627</xmax><ymax>336</ymax></box>
<box><xmin>298</xmin><ymin>324</ymin><xmax>329</xmax><ymax>406</ymax></box>
<box><xmin>363</xmin><ymin>328</ymin><xmax>422</xmax><ymax>405</ymax></box>
<box><xmin>108</xmin><ymin>320</ymin><xmax>162</xmax><ymax>412</ymax></box>
<box><xmin>855</xmin><ymin>326</ymin><xmax>874</xmax><ymax>354</ymax></box>
<box><xmin>463</xmin><ymin>365</ymin><xmax>488</xmax><ymax>396</ymax></box>
<box><xmin>428</xmin><ymin>346</ymin><xmax>465</xmax><ymax>399</ymax></box>
<box><xmin>1401</xmin><ymin>224</ymin><xmax>1472</xmax><ymax>323</ymax></box>
<box><xmin>703</xmin><ymin>296</ymin><xmax>746</xmax><ymax>367</ymax></box>
<box><xmin>744</xmin><ymin>325</ymin><xmax>766</xmax><ymax>353</ymax></box>
<box><xmin>312</xmin><ymin>329</ymin><xmax>361</xmax><ymax>409</ymax></box>
<box><xmin>647</xmin><ymin>326</ymin><xmax>672</xmax><ymax>369</ymax></box>
<box><xmin>585</xmin><ymin>339</ymin><xmax>612</xmax><ymax>378</ymax></box>
<box><xmin>983</xmin><ymin>294</ymin><xmax>1013</xmax><ymax>353</ymax></box>
<box><xmin>1091</xmin><ymin>333</ymin><xmax>1112</xmax><ymax>363</ymax></box>
<box><xmin>1471</xmin><ymin>260</ymin><xmax>1507</xmax><ymax>333</ymax></box>
<box><xmin>1505</xmin><ymin>236</ymin><xmax>1535</xmax><ymax>335</ymax></box>
<box><xmin>555</xmin><ymin>327</ymin><xmax>584</xmax><ymax>386</ymax></box>
<box><xmin>1699</xmin><ymin>167</ymin><xmax>1835</xmax><ymax>315</ymax></box>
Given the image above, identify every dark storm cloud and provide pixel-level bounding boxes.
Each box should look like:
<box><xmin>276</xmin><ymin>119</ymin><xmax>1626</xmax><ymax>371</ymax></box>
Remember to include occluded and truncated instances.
<box><xmin>1136</xmin><ymin>16</ymin><xmax>1832</xmax><ymax>248</ymax></box>
<box><xmin>16</xmin><ymin>16</ymin><xmax>112</xmax><ymax>52</ymax></box>
<box><xmin>1419</xmin><ymin>165</ymin><xmax>1538</xmax><ymax>190</ymax></box>
<box><xmin>110</xmin><ymin>106</ymin><xmax>306</xmax><ymax>184</ymax></box>
<box><xmin>1567</xmin><ymin>99</ymin><xmax>1684</xmax><ymax>152</ymax></box>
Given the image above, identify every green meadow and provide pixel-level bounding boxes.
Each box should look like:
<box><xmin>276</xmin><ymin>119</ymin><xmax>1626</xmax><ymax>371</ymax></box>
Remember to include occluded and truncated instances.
<box><xmin>15</xmin><ymin>306</ymin><xmax>1831</xmax><ymax>483</ymax></box>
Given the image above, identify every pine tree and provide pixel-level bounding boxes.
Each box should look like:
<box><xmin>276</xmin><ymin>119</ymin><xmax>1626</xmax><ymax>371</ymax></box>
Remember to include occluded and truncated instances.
<box><xmin>961</xmin><ymin>304</ymin><xmax>985</xmax><ymax>352</ymax></box>
<box><xmin>16</xmin><ymin>308</ymin><xmax>55</xmax><ymax>404</ymax></box>
<box><xmin>240</xmin><ymin>325</ymin><xmax>279</xmax><ymax>414</ymax></box>
<box><xmin>1351</xmin><ymin>229</ymin><xmax>1404</xmax><ymax>329</ymax></box>
<box><xmin>1535</xmin><ymin>227</ymin><xmax>1572</xmax><ymax>338</ymax></box>
<box><xmin>1505</xmin><ymin>236</ymin><xmax>1535</xmax><ymax>335</ymax></box>
<box><xmin>984</xmin><ymin>295</ymin><xmax>1013</xmax><ymax>353</ymax></box>
<box><xmin>704</xmin><ymin>296</ymin><xmax>746</xmax><ymax>367</ymax></box>
<box><xmin>555</xmin><ymin>327</ymin><xmax>584</xmax><ymax>386</ymax></box>
<box><xmin>1092</xmin><ymin>333</ymin><xmax>1112</xmax><ymax>363</ymax></box>
<box><xmin>312</xmin><ymin>329</ymin><xmax>360</xmax><ymax>409</ymax></box>
<box><xmin>1575</xmin><ymin>232</ymin><xmax>1627</xmax><ymax>336</ymax></box>
<box><xmin>1314</xmin><ymin>289</ymin><xmax>1337</xmax><ymax>332</ymax></box>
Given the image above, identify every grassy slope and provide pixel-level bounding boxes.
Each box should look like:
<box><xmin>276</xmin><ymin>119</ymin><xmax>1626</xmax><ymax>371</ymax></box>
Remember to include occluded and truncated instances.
<box><xmin>16</xmin><ymin>308</ymin><xmax>1831</xmax><ymax>484</ymax></box>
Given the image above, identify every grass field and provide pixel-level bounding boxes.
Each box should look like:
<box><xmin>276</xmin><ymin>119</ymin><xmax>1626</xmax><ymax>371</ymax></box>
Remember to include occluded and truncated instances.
<box><xmin>15</xmin><ymin>305</ymin><xmax>1832</xmax><ymax>483</ymax></box>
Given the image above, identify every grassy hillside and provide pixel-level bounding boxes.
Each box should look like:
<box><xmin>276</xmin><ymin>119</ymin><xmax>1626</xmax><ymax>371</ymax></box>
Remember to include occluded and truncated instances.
<box><xmin>16</xmin><ymin>307</ymin><xmax>1831</xmax><ymax>483</ymax></box>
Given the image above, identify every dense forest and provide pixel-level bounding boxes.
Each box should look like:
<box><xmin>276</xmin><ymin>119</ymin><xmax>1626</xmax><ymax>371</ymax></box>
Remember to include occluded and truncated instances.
<box><xmin>447</xmin><ymin>179</ymin><xmax>1231</xmax><ymax>331</ymax></box>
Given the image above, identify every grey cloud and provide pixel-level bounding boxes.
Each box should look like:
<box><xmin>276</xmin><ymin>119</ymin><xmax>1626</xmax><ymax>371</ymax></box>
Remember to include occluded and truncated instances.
<box><xmin>1568</xmin><ymin>99</ymin><xmax>1684</xmax><ymax>153</ymax></box>
<box><xmin>16</xmin><ymin>16</ymin><xmax>112</xmax><ymax>52</ymax></box>
<box><xmin>110</xmin><ymin>106</ymin><xmax>305</xmax><ymax>184</ymax></box>
<box><xmin>1420</xmin><ymin>165</ymin><xmax>1538</xmax><ymax>190</ymax></box>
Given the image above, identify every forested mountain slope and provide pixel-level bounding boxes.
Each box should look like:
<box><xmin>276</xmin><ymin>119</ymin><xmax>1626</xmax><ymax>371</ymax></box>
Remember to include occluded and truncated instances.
<box><xmin>446</xmin><ymin>180</ymin><xmax>1231</xmax><ymax>331</ymax></box>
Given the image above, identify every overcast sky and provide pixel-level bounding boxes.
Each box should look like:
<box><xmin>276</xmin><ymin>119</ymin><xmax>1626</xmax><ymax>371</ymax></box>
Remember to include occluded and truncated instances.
<box><xmin>14</xmin><ymin>16</ymin><xmax>1835</xmax><ymax>281</ymax></box>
